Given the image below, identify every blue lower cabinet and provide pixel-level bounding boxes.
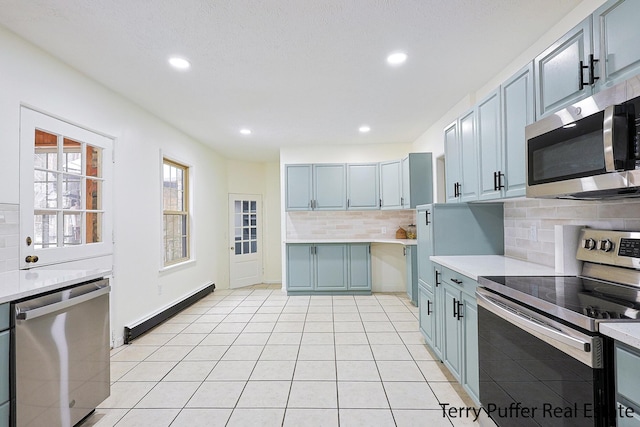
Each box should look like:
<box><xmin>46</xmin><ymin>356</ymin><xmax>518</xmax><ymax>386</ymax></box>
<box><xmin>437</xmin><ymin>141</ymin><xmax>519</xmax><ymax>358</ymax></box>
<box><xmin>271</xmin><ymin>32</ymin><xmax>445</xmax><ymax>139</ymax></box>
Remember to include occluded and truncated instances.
<box><xmin>405</xmin><ymin>246</ymin><xmax>418</xmax><ymax>305</ymax></box>
<box><xmin>286</xmin><ymin>244</ymin><xmax>314</xmax><ymax>291</ymax></box>
<box><xmin>348</xmin><ymin>244</ymin><xmax>371</xmax><ymax>291</ymax></box>
<box><xmin>418</xmin><ymin>282</ymin><xmax>435</xmax><ymax>348</ymax></box>
<box><xmin>286</xmin><ymin>243</ymin><xmax>371</xmax><ymax>294</ymax></box>
<box><xmin>315</xmin><ymin>244</ymin><xmax>348</xmax><ymax>291</ymax></box>
<box><xmin>431</xmin><ymin>262</ymin><xmax>480</xmax><ymax>405</ymax></box>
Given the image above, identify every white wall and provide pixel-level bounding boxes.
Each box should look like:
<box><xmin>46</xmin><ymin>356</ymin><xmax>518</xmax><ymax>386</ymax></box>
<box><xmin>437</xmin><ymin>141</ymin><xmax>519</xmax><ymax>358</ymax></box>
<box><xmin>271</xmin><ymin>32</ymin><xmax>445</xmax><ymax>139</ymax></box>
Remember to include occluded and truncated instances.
<box><xmin>411</xmin><ymin>0</ymin><xmax>608</xmax><ymax>202</ymax></box>
<box><xmin>0</xmin><ymin>26</ymin><xmax>230</xmax><ymax>346</ymax></box>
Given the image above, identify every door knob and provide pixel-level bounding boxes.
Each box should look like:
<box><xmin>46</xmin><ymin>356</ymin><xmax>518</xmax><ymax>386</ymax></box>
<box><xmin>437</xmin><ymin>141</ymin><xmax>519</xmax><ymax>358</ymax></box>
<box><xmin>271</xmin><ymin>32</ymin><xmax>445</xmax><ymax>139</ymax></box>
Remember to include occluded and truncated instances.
<box><xmin>230</xmin><ymin>247</ymin><xmax>234</xmax><ymax>251</ymax></box>
<box><xmin>25</xmin><ymin>255</ymin><xmax>39</xmax><ymax>263</ymax></box>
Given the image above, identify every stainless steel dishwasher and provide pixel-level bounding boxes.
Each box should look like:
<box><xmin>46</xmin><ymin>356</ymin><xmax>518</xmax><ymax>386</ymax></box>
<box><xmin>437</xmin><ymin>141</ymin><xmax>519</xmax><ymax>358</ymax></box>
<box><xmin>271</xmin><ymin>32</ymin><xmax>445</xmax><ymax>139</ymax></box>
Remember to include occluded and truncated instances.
<box><xmin>13</xmin><ymin>278</ymin><xmax>111</xmax><ymax>427</ymax></box>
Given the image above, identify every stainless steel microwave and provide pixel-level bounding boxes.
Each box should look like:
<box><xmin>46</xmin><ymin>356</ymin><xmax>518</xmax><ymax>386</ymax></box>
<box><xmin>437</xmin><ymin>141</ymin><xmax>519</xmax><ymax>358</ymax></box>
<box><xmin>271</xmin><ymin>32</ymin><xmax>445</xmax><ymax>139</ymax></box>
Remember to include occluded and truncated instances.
<box><xmin>525</xmin><ymin>78</ymin><xmax>640</xmax><ymax>199</ymax></box>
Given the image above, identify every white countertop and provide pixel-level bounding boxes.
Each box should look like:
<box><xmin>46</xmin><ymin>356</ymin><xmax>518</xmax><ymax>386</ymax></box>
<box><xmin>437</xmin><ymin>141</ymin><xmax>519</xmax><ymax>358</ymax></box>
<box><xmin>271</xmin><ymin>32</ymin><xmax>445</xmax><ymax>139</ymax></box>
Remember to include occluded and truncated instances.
<box><xmin>0</xmin><ymin>268</ymin><xmax>112</xmax><ymax>303</ymax></box>
<box><xmin>430</xmin><ymin>255</ymin><xmax>557</xmax><ymax>280</ymax></box>
<box><xmin>600</xmin><ymin>323</ymin><xmax>640</xmax><ymax>350</ymax></box>
<box><xmin>286</xmin><ymin>238</ymin><xmax>417</xmax><ymax>246</ymax></box>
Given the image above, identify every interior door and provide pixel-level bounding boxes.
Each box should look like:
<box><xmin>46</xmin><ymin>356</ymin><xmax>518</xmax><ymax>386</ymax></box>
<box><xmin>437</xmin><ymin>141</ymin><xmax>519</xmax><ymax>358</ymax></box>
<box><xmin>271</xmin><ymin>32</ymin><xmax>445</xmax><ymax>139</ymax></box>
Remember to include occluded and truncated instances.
<box><xmin>229</xmin><ymin>194</ymin><xmax>262</xmax><ymax>289</ymax></box>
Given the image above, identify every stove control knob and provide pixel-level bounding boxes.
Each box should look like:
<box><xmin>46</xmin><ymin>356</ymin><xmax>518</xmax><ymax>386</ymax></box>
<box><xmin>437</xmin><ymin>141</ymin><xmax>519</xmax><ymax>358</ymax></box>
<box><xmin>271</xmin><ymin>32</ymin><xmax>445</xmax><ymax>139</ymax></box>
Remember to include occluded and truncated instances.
<box><xmin>582</xmin><ymin>238</ymin><xmax>597</xmax><ymax>250</ymax></box>
<box><xmin>598</xmin><ymin>239</ymin><xmax>614</xmax><ymax>252</ymax></box>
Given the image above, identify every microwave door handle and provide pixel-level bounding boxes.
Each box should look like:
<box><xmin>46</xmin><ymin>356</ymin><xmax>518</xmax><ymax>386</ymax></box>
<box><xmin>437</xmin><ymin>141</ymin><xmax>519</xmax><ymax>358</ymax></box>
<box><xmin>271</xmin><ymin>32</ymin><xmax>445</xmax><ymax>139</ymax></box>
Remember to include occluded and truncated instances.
<box><xmin>603</xmin><ymin>104</ymin><xmax>616</xmax><ymax>172</ymax></box>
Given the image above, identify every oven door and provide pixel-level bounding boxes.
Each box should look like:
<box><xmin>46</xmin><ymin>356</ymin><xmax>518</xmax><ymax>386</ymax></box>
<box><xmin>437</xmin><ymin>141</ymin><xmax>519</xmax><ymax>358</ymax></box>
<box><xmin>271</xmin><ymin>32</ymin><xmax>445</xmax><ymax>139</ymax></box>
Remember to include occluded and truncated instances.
<box><xmin>476</xmin><ymin>287</ymin><xmax>613</xmax><ymax>427</ymax></box>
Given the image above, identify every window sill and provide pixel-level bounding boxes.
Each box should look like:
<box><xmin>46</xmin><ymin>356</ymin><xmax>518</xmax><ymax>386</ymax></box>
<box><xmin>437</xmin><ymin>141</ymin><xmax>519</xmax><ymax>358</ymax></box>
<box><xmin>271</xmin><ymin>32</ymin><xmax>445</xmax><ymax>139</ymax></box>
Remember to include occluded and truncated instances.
<box><xmin>159</xmin><ymin>259</ymin><xmax>195</xmax><ymax>273</ymax></box>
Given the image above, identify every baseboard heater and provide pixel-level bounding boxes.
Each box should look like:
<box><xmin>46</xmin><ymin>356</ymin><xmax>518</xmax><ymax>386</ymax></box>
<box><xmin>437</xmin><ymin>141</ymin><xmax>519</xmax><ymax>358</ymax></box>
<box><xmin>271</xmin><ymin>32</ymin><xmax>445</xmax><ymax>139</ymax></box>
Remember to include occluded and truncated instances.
<box><xmin>124</xmin><ymin>282</ymin><xmax>215</xmax><ymax>344</ymax></box>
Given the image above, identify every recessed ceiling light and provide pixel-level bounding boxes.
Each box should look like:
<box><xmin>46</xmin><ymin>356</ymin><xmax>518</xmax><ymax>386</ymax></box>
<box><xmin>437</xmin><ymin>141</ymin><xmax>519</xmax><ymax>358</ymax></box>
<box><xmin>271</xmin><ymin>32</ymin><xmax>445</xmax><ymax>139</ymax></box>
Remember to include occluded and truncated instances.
<box><xmin>359</xmin><ymin>125</ymin><xmax>371</xmax><ymax>133</ymax></box>
<box><xmin>386</xmin><ymin>52</ymin><xmax>407</xmax><ymax>66</ymax></box>
<box><xmin>240</xmin><ymin>128</ymin><xmax>252</xmax><ymax>135</ymax></box>
<box><xmin>168</xmin><ymin>56</ymin><xmax>191</xmax><ymax>70</ymax></box>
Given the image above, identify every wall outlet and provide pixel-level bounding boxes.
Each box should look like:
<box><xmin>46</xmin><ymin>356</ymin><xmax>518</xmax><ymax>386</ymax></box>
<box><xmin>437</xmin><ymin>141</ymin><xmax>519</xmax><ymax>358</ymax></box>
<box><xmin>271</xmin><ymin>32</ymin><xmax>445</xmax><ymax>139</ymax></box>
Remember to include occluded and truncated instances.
<box><xmin>530</xmin><ymin>225</ymin><xmax>537</xmax><ymax>242</ymax></box>
<box><xmin>381</xmin><ymin>227</ymin><xmax>387</xmax><ymax>234</ymax></box>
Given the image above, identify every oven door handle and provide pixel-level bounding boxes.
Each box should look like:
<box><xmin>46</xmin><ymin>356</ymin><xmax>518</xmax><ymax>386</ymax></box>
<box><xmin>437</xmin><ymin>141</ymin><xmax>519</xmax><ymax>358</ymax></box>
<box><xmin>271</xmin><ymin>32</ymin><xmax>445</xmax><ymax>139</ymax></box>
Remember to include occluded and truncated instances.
<box><xmin>476</xmin><ymin>288</ymin><xmax>602</xmax><ymax>368</ymax></box>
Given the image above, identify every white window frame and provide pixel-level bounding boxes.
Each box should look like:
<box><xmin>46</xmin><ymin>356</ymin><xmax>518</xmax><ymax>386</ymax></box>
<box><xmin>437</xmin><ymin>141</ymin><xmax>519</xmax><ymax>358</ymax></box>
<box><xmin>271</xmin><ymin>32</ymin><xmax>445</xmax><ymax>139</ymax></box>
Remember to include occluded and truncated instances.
<box><xmin>160</xmin><ymin>153</ymin><xmax>194</xmax><ymax>270</ymax></box>
<box><xmin>19</xmin><ymin>107</ymin><xmax>113</xmax><ymax>269</ymax></box>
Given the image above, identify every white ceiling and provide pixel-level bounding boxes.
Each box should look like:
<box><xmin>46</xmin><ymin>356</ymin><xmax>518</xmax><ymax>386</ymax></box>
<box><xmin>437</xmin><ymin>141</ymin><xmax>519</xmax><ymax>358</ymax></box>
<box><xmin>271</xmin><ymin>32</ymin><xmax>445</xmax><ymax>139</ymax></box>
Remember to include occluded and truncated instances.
<box><xmin>0</xmin><ymin>0</ymin><xmax>582</xmax><ymax>162</ymax></box>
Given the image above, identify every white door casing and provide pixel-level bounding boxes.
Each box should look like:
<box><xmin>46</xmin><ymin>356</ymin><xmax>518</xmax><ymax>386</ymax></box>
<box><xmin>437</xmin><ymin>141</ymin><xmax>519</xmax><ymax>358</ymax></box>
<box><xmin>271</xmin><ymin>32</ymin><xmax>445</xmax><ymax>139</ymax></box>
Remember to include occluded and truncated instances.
<box><xmin>19</xmin><ymin>107</ymin><xmax>113</xmax><ymax>269</ymax></box>
<box><xmin>229</xmin><ymin>194</ymin><xmax>262</xmax><ymax>288</ymax></box>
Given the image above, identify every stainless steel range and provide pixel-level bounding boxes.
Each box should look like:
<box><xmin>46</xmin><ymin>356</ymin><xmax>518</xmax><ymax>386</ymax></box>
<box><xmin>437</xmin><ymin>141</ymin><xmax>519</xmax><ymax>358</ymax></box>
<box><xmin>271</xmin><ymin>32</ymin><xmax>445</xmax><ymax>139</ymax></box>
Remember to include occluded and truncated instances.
<box><xmin>476</xmin><ymin>228</ymin><xmax>640</xmax><ymax>427</ymax></box>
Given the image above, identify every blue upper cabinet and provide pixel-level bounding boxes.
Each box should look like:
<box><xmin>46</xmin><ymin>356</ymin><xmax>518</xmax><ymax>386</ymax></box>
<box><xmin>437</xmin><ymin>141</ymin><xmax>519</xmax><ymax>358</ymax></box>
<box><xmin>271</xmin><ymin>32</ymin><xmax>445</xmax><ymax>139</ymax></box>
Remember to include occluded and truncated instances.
<box><xmin>444</xmin><ymin>121</ymin><xmax>460</xmax><ymax>203</ymax></box>
<box><xmin>285</xmin><ymin>164</ymin><xmax>313</xmax><ymax>211</ymax></box>
<box><xmin>501</xmin><ymin>63</ymin><xmax>534</xmax><ymax>199</ymax></box>
<box><xmin>401</xmin><ymin>153</ymin><xmax>433</xmax><ymax>209</ymax></box>
<box><xmin>593</xmin><ymin>0</ymin><xmax>640</xmax><ymax>91</ymax></box>
<box><xmin>477</xmin><ymin>89</ymin><xmax>502</xmax><ymax>201</ymax></box>
<box><xmin>534</xmin><ymin>17</ymin><xmax>593</xmax><ymax>119</ymax></box>
<box><xmin>313</xmin><ymin>164</ymin><xmax>346</xmax><ymax>210</ymax></box>
<box><xmin>458</xmin><ymin>109</ymin><xmax>479</xmax><ymax>203</ymax></box>
<box><xmin>347</xmin><ymin>163</ymin><xmax>379</xmax><ymax>210</ymax></box>
<box><xmin>285</xmin><ymin>164</ymin><xmax>346</xmax><ymax>211</ymax></box>
<box><xmin>379</xmin><ymin>160</ymin><xmax>402</xmax><ymax>210</ymax></box>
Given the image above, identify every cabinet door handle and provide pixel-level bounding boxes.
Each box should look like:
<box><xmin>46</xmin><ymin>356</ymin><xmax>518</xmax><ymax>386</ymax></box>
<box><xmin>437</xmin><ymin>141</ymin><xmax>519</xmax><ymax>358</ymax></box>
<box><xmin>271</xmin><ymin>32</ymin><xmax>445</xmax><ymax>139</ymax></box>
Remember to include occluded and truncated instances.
<box><xmin>579</xmin><ymin>60</ymin><xmax>589</xmax><ymax>89</ymax></box>
<box><xmin>427</xmin><ymin>300</ymin><xmax>432</xmax><ymax>315</ymax></box>
<box><xmin>451</xmin><ymin>278</ymin><xmax>463</xmax><ymax>285</ymax></box>
<box><xmin>401</xmin><ymin>197</ymin><xmax>404</xmax><ymax>206</ymax></box>
<box><xmin>435</xmin><ymin>270</ymin><xmax>441</xmax><ymax>287</ymax></box>
<box><xmin>379</xmin><ymin>198</ymin><xmax>382</xmax><ymax>208</ymax></box>
<box><xmin>457</xmin><ymin>301</ymin><xmax>464</xmax><ymax>320</ymax></box>
<box><xmin>425</xmin><ymin>211</ymin><xmax>430</xmax><ymax>225</ymax></box>
<box><xmin>453</xmin><ymin>298</ymin><xmax>458</xmax><ymax>318</ymax></box>
<box><xmin>347</xmin><ymin>198</ymin><xmax>350</xmax><ymax>208</ymax></box>
<box><xmin>403</xmin><ymin>247</ymin><xmax>406</xmax><ymax>256</ymax></box>
<box><xmin>589</xmin><ymin>54</ymin><xmax>599</xmax><ymax>85</ymax></box>
<box><xmin>497</xmin><ymin>171</ymin><xmax>505</xmax><ymax>190</ymax></box>
<box><xmin>493</xmin><ymin>171</ymin><xmax>498</xmax><ymax>191</ymax></box>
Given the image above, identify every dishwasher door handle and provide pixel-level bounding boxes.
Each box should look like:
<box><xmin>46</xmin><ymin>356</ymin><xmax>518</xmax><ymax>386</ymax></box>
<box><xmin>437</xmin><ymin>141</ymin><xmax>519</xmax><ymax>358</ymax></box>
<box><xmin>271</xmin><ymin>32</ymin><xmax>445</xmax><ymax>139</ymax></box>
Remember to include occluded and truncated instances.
<box><xmin>16</xmin><ymin>285</ymin><xmax>111</xmax><ymax>321</ymax></box>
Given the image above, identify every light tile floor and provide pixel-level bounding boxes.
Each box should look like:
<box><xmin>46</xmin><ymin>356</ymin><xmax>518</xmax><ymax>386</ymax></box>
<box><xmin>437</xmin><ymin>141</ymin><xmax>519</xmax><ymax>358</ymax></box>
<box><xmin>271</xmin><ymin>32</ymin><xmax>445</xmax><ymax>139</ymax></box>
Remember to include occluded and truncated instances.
<box><xmin>82</xmin><ymin>285</ymin><xmax>486</xmax><ymax>427</ymax></box>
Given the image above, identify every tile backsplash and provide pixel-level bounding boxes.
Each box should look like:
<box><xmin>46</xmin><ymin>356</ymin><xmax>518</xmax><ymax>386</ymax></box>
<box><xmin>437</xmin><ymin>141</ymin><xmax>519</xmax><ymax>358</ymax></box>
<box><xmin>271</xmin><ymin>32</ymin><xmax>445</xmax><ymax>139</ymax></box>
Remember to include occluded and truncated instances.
<box><xmin>504</xmin><ymin>198</ymin><xmax>640</xmax><ymax>268</ymax></box>
<box><xmin>287</xmin><ymin>210</ymin><xmax>417</xmax><ymax>240</ymax></box>
<box><xmin>0</xmin><ymin>204</ymin><xmax>19</xmax><ymax>273</ymax></box>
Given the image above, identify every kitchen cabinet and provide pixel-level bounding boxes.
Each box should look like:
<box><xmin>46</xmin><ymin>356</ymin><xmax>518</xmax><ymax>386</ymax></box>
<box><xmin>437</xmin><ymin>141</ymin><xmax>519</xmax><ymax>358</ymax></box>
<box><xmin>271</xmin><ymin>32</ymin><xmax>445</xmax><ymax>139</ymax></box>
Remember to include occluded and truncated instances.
<box><xmin>477</xmin><ymin>64</ymin><xmax>534</xmax><ymax>201</ymax></box>
<box><xmin>401</xmin><ymin>153</ymin><xmax>433</xmax><ymax>209</ymax></box>
<box><xmin>285</xmin><ymin>164</ymin><xmax>346</xmax><ymax>211</ymax></box>
<box><xmin>500</xmin><ymin>63</ymin><xmax>535</xmax><ymax>198</ymax></box>
<box><xmin>346</xmin><ymin>163</ymin><xmax>379</xmax><ymax>210</ymax></box>
<box><xmin>286</xmin><ymin>243</ymin><xmax>371</xmax><ymax>295</ymax></box>
<box><xmin>285</xmin><ymin>164</ymin><xmax>313</xmax><ymax>211</ymax></box>
<box><xmin>418</xmin><ymin>282</ymin><xmax>435</xmax><ymax>349</ymax></box>
<box><xmin>593</xmin><ymin>0</ymin><xmax>640</xmax><ymax>91</ymax></box>
<box><xmin>535</xmin><ymin>0</ymin><xmax>640</xmax><ymax>118</ymax></box>
<box><xmin>444</xmin><ymin>122</ymin><xmax>460</xmax><ymax>203</ymax></box>
<box><xmin>615</xmin><ymin>342</ymin><xmax>640</xmax><ymax>427</ymax></box>
<box><xmin>348</xmin><ymin>244</ymin><xmax>372</xmax><ymax>291</ymax></box>
<box><xmin>379</xmin><ymin>160</ymin><xmax>402</xmax><ymax>210</ymax></box>
<box><xmin>315</xmin><ymin>244</ymin><xmax>348</xmax><ymax>291</ymax></box>
<box><xmin>445</xmin><ymin>109</ymin><xmax>479</xmax><ymax>203</ymax></box>
<box><xmin>404</xmin><ymin>245</ymin><xmax>417</xmax><ymax>305</ymax></box>
<box><xmin>416</xmin><ymin>203</ymin><xmax>503</xmax><ymax>363</ymax></box>
<box><xmin>534</xmin><ymin>17</ymin><xmax>593</xmax><ymax>119</ymax></box>
<box><xmin>437</xmin><ymin>264</ymin><xmax>480</xmax><ymax>404</ymax></box>
<box><xmin>477</xmin><ymin>89</ymin><xmax>502</xmax><ymax>201</ymax></box>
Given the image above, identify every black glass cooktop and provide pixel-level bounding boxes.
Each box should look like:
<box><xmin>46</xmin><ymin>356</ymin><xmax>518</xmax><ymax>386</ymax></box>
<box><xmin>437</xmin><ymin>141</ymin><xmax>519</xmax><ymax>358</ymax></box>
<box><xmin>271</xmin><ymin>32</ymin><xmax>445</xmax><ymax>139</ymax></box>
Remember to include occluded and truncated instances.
<box><xmin>478</xmin><ymin>275</ymin><xmax>640</xmax><ymax>330</ymax></box>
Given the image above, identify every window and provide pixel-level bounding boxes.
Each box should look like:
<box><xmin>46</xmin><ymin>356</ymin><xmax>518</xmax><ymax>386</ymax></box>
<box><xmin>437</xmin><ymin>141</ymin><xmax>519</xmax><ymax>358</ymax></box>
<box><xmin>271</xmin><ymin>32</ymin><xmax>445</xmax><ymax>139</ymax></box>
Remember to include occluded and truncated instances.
<box><xmin>33</xmin><ymin>131</ymin><xmax>103</xmax><ymax>248</ymax></box>
<box><xmin>163</xmin><ymin>158</ymin><xmax>189</xmax><ymax>266</ymax></box>
<box><xmin>20</xmin><ymin>108</ymin><xmax>113</xmax><ymax>268</ymax></box>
